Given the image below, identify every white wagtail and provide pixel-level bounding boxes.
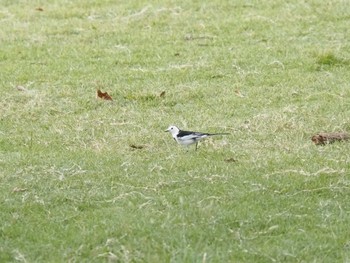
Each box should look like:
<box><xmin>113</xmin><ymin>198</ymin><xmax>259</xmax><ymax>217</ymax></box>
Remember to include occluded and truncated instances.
<box><xmin>165</xmin><ymin>125</ymin><xmax>229</xmax><ymax>150</ymax></box>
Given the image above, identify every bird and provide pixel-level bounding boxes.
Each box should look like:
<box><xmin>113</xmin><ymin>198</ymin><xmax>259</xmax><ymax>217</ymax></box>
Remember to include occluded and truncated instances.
<box><xmin>165</xmin><ymin>125</ymin><xmax>229</xmax><ymax>150</ymax></box>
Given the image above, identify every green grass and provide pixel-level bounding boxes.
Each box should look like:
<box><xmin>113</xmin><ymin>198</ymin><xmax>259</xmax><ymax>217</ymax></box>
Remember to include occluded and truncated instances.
<box><xmin>1</xmin><ymin>0</ymin><xmax>350</xmax><ymax>262</ymax></box>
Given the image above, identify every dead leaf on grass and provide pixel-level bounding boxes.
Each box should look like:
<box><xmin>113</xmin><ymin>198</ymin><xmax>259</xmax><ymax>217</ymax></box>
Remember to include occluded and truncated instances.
<box><xmin>235</xmin><ymin>90</ymin><xmax>244</xmax><ymax>97</ymax></box>
<box><xmin>12</xmin><ymin>187</ymin><xmax>28</xmax><ymax>193</ymax></box>
<box><xmin>96</xmin><ymin>89</ymin><xmax>113</xmax><ymax>101</ymax></box>
<box><xmin>130</xmin><ymin>144</ymin><xmax>144</xmax><ymax>150</ymax></box>
<box><xmin>16</xmin><ymin>85</ymin><xmax>28</xmax><ymax>92</ymax></box>
<box><xmin>224</xmin><ymin>157</ymin><xmax>237</xmax><ymax>163</ymax></box>
<box><xmin>159</xmin><ymin>91</ymin><xmax>166</xmax><ymax>98</ymax></box>
<box><xmin>311</xmin><ymin>132</ymin><xmax>350</xmax><ymax>145</ymax></box>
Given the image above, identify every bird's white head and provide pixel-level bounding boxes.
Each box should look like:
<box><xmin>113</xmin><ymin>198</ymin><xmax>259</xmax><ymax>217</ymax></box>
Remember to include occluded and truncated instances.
<box><xmin>165</xmin><ymin>125</ymin><xmax>180</xmax><ymax>136</ymax></box>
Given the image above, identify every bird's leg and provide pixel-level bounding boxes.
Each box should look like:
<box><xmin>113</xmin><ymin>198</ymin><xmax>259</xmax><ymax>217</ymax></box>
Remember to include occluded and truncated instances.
<box><xmin>195</xmin><ymin>142</ymin><xmax>198</xmax><ymax>151</ymax></box>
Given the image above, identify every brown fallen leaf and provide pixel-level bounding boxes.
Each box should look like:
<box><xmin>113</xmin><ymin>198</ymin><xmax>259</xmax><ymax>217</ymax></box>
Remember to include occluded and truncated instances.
<box><xmin>16</xmin><ymin>85</ymin><xmax>28</xmax><ymax>92</ymax></box>
<box><xmin>311</xmin><ymin>132</ymin><xmax>350</xmax><ymax>145</ymax></box>
<box><xmin>130</xmin><ymin>144</ymin><xmax>144</xmax><ymax>150</ymax></box>
<box><xmin>224</xmin><ymin>157</ymin><xmax>237</xmax><ymax>163</ymax></box>
<box><xmin>12</xmin><ymin>187</ymin><xmax>28</xmax><ymax>193</ymax></box>
<box><xmin>36</xmin><ymin>7</ymin><xmax>44</xmax><ymax>11</ymax></box>
<box><xmin>96</xmin><ymin>89</ymin><xmax>113</xmax><ymax>101</ymax></box>
<box><xmin>235</xmin><ymin>89</ymin><xmax>244</xmax><ymax>97</ymax></box>
<box><xmin>159</xmin><ymin>91</ymin><xmax>166</xmax><ymax>98</ymax></box>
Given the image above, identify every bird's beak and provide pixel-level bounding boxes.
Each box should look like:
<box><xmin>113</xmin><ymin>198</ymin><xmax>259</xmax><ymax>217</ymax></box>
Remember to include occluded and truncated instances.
<box><xmin>165</xmin><ymin>129</ymin><xmax>169</xmax><ymax>132</ymax></box>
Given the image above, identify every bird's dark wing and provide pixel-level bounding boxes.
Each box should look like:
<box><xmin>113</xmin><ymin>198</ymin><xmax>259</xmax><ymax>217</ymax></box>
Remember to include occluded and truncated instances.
<box><xmin>177</xmin><ymin>130</ymin><xmax>209</xmax><ymax>138</ymax></box>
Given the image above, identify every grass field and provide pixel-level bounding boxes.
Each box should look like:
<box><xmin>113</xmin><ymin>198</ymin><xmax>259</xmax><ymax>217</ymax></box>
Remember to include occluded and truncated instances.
<box><xmin>1</xmin><ymin>0</ymin><xmax>350</xmax><ymax>262</ymax></box>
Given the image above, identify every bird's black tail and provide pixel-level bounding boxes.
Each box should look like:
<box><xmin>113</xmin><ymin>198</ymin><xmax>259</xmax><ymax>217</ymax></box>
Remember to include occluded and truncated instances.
<box><xmin>208</xmin><ymin>133</ymin><xmax>230</xmax><ymax>136</ymax></box>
